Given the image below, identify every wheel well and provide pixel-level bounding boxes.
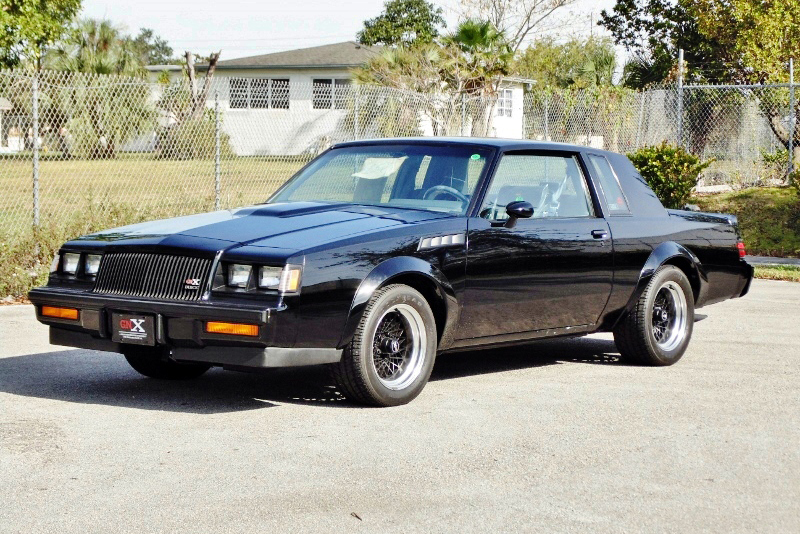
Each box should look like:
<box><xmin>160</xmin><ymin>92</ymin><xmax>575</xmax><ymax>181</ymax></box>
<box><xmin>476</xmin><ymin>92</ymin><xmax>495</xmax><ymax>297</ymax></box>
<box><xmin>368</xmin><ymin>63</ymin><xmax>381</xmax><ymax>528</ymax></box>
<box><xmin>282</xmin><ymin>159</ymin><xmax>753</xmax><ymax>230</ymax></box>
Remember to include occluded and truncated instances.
<box><xmin>382</xmin><ymin>273</ymin><xmax>447</xmax><ymax>342</ymax></box>
<box><xmin>662</xmin><ymin>256</ymin><xmax>700</xmax><ymax>303</ymax></box>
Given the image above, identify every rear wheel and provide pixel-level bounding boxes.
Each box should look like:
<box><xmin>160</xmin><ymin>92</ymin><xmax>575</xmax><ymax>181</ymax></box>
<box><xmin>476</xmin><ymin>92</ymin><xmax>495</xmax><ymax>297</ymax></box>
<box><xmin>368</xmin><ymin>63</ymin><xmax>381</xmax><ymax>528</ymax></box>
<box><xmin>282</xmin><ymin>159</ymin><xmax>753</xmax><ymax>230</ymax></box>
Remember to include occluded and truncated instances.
<box><xmin>123</xmin><ymin>346</ymin><xmax>211</xmax><ymax>379</ymax></box>
<box><xmin>330</xmin><ymin>284</ymin><xmax>437</xmax><ymax>407</ymax></box>
<box><xmin>614</xmin><ymin>265</ymin><xmax>695</xmax><ymax>366</ymax></box>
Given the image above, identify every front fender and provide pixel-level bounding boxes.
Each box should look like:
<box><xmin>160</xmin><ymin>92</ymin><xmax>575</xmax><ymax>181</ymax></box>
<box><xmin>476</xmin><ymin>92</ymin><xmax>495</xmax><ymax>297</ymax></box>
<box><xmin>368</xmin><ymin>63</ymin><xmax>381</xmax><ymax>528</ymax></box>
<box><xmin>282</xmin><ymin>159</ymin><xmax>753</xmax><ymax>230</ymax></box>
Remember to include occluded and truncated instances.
<box><xmin>621</xmin><ymin>241</ymin><xmax>708</xmax><ymax>320</ymax></box>
<box><xmin>338</xmin><ymin>256</ymin><xmax>459</xmax><ymax>350</ymax></box>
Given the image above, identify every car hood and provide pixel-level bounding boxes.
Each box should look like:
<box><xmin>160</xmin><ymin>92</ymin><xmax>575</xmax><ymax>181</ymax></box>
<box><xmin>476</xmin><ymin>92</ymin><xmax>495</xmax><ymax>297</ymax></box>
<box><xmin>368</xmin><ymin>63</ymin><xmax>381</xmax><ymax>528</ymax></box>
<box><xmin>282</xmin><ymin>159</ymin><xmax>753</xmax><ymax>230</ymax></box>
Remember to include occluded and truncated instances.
<box><xmin>71</xmin><ymin>202</ymin><xmax>450</xmax><ymax>255</ymax></box>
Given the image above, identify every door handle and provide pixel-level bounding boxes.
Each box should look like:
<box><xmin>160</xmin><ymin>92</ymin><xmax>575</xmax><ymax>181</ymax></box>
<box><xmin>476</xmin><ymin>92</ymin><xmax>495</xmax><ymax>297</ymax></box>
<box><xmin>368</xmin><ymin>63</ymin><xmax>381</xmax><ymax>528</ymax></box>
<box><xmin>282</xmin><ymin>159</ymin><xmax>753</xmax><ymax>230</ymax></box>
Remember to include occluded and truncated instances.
<box><xmin>591</xmin><ymin>229</ymin><xmax>609</xmax><ymax>239</ymax></box>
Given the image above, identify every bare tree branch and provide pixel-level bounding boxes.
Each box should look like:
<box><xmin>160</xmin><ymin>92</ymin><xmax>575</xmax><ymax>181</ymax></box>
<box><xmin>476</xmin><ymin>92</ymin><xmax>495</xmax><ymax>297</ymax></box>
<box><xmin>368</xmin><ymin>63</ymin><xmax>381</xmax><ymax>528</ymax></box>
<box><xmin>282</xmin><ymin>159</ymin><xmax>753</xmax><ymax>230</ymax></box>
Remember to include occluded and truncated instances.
<box><xmin>459</xmin><ymin>0</ymin><xmax>576</xmax><ymax>52</ymax></box>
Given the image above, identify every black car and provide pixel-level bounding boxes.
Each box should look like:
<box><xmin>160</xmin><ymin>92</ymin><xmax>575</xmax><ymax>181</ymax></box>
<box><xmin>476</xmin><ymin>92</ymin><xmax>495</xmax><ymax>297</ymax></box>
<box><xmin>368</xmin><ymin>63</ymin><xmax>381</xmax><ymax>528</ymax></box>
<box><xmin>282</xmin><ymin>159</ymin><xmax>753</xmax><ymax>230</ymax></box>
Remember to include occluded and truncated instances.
<box><xmin>30</xmin><ymin>138</ymin><xmax>753</xmax><ymax>406</ymax></box>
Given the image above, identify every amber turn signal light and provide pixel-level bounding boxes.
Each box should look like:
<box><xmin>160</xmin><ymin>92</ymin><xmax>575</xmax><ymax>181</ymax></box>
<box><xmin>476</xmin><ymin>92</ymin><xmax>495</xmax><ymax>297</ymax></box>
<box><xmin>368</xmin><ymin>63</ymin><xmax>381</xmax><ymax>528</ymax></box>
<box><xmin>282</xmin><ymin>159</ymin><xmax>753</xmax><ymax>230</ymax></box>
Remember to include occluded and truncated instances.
<box><xmin>41</xmin><ymin>306</ymin><xmax>80</xmax><ymax>320</ymax></box>
<box><xmin>205</xmin><ymin>321</ymin><xmax>259</xmax><ymax>337</ymax></box>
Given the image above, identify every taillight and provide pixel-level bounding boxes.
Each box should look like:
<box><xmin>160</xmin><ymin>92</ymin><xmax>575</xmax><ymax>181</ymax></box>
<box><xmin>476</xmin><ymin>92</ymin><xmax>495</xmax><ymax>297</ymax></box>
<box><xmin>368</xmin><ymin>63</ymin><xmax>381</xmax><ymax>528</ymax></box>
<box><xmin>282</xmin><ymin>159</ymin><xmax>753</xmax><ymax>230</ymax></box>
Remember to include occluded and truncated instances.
<box><xmin>736</xmin><ymin>241</ymin><xmax>746</xmax><ymax>258</ymax></box>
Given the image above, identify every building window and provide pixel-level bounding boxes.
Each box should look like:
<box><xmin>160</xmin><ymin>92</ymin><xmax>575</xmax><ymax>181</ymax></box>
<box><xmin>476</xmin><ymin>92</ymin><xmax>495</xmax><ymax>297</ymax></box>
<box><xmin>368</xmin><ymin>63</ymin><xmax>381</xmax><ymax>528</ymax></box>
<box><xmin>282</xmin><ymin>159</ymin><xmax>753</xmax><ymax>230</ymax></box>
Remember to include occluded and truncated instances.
<box><xmin>229</xmin><ymin>78</ymin><xmax>290</xmax><ymax>109</ymax></box>
<box><xmin>496</xmin><ymin>89</ymin><xmax>513</xmax><ymax>117</ymax></box>
<box><xmin>313</xmin><ymin>79</ymin><xmax>351</xmax><ymax>109</ymax></box>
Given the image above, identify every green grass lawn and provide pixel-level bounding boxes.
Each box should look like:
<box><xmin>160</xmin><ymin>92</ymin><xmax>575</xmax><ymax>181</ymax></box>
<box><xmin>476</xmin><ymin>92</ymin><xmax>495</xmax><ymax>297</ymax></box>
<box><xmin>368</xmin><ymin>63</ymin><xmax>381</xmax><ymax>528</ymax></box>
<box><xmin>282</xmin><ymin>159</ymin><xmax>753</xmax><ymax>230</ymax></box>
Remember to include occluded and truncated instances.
<box><xmin>693</xmin><ymin>187</ymin><xmax>800</xmax><ymax>258</ymax></box>
<box><xmin>0</xmin><ymin>153</ymin><xmax>309</xmax><ymax>233</ymax></box>
<box><xmin>754</xmin><ymin>264</ymin><xmax>800</xmax><ymax>282</ymax></box>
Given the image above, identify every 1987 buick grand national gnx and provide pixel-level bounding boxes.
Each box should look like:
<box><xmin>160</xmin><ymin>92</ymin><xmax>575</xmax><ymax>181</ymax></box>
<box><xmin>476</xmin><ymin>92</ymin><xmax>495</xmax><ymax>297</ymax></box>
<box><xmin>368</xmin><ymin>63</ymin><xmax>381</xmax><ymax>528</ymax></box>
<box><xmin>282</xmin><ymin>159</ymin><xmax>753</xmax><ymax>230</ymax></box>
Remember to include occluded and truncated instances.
<box><xmin>30</xmin><ymin>138</ymin><xmax>753</xmax><ymax>406</ymax></box>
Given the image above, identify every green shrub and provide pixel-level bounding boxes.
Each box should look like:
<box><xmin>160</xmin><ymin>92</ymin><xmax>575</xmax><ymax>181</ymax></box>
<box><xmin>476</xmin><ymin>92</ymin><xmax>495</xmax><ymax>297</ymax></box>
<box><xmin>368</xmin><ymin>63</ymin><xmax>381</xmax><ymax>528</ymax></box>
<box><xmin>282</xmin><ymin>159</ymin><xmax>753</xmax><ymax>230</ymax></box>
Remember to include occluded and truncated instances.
<box><xmin>158</xmin><ymin>118</ymin><xmax>234</xmax><ymax>160</ymax></box>
<box><xmin>628</xmin><ymin>142</ymin><xmax>713</xmax><ymax>209</ymax></box>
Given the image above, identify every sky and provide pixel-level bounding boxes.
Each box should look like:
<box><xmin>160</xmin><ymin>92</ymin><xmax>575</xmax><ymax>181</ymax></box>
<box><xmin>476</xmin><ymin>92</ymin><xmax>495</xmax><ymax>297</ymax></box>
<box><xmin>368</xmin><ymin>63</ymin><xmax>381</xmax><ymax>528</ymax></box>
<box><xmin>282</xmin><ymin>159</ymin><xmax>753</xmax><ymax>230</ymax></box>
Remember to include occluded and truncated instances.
<box><xmin>80</xmin><ymin>0</ymin><xmax>620</xmax><ymax>62</ymax></box>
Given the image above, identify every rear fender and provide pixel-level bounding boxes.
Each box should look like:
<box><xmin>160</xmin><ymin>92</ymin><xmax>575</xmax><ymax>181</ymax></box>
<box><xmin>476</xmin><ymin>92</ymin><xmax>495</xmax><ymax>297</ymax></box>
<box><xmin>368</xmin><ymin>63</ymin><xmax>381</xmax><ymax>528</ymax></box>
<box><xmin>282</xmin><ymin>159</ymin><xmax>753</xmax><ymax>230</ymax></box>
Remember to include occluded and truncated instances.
<box><xmin>338</xmin><ymin>256</ymin><xmax>459</xmax><ymax>350</ymax></box>
<box><xmin>617</xmin><ymin>242</ymin><xmax>708</xmax><ymax>327</ymax></box>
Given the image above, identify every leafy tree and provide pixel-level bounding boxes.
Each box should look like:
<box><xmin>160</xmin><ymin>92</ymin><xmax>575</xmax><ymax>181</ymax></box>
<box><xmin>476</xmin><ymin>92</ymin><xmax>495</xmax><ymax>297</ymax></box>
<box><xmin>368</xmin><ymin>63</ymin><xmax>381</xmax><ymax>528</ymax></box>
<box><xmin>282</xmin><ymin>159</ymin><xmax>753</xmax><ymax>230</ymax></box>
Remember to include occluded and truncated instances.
<box><xmin>515</xmin><ymin>36</ymin><xmax>617</xmax><ymax>89</ymax></box>
<box><xmin>356</xmin><ymin>20</ymin><xmax>512</xmax><ymax>97</ymax></box>
<box><xmin>688</xmin><ymin>0</ymin><xmax>800</xmax><ymax>175</ymax></box>
<box><xmin>131</xmin><ymin>28</ymin><xmax>174</xmax><ymax>65</ymax></box>
<box><xmin>0</xmin><ymin>0</ymin><xmax>82</xmax><ymax>69</ymax></box>
<box><xmin>357</xmin><ymin>0</ymin><xmax>445</xmax><ymax>46</ymax></box>
<box><xmin>598</xmin><ymin>0</ymin><xmax>724</xmax><ymax>87</ymax></box>
<box><xmin>354</xmin><ymin>20</ymin><xmax>513</xmax><ymax>135</ymax></box>
<box><xmin>42</xmin><ymin>19</ymin><xmax>151</xmax><ymax>158</ymax></box>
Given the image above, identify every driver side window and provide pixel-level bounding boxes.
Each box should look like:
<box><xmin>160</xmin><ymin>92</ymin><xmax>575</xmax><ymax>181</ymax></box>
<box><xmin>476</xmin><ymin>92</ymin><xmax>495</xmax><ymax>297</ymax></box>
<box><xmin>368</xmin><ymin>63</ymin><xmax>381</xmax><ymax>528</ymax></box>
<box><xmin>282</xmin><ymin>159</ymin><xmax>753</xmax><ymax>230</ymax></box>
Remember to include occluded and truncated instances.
<box><xmin>480</xmin><ymin>154</ymin><xmax>594</xmax><ymax>220</ymax></box>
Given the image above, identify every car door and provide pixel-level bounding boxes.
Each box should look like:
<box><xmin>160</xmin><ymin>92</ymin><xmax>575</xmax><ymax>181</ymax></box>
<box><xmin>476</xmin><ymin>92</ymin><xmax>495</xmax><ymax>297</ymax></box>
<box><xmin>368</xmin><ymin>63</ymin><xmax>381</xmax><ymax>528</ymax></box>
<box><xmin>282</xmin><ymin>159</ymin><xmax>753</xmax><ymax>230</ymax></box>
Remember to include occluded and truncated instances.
<box><xmin>458</xmin><ymin>151</ymin><xmax>614</xmax><ymax>339</ymax></box>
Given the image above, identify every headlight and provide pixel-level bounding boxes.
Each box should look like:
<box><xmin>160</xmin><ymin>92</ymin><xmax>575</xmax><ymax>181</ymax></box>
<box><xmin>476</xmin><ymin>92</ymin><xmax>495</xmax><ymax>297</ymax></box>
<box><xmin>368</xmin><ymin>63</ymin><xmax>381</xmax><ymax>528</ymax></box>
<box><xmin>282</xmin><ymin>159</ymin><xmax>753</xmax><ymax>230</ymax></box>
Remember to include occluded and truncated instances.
<box><xmin>227</xmin><ymin>264</ymin><xmax>252</xmax><ymax>287</ymax></box>
<box><xmin>258</xmin><ymin>266</ymin><xmax>283</xmax><ymax>289</ymax></box>
<box><xmin>85</xmin><ymin>254</ymin><xmax>102</xmax><ymax>276</ymax></box>
<box><xmin>62</xmin><ymin>253</ymin><xmax>80</xmax><ymax>275</ymax></box>
<box><xmin>50</xmin><ymin>254</ymin><xmax>60</xmax><ymax>273</ymax></box>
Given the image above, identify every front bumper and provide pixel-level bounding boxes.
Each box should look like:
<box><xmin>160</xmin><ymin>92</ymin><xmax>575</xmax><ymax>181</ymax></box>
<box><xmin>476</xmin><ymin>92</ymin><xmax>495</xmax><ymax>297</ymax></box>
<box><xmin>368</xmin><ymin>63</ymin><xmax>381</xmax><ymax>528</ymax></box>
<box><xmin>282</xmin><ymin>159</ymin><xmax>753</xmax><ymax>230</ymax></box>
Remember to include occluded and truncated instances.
<box><xmin>28</xmin><ymin>287</ymin><xmax>342</xmax><ymax>368</ymax></box>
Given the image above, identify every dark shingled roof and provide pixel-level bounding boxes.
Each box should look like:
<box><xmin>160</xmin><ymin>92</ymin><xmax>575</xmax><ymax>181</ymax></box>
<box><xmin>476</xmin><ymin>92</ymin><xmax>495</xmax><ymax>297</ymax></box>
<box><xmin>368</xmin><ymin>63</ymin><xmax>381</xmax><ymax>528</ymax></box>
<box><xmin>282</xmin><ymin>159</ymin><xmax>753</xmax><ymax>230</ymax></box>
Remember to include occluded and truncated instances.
<box><xmin>214</xmin><ymin>41</ymin><xmax>382</xmax><ymax>69</ymax></box>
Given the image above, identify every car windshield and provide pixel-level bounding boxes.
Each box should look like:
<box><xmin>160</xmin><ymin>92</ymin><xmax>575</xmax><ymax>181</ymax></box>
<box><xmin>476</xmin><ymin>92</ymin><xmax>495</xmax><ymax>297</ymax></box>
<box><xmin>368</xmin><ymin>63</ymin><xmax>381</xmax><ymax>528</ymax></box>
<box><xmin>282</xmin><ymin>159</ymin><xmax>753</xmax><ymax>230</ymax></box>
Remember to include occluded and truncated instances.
<box><xmin>269</xmin><ymin>144</ymin><xmax>494</xmax><ymax>215</ymax></box>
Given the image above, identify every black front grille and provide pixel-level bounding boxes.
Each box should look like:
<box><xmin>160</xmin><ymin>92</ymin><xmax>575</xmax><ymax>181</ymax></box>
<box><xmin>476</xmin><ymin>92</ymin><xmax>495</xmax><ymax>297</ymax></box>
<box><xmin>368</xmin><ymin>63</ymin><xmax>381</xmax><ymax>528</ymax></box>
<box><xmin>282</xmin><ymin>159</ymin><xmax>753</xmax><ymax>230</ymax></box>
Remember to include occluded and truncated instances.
<box><xmin>93</xmin><ymin>253</ymin><xmax>214</xmax><ymax>301</ymax></box>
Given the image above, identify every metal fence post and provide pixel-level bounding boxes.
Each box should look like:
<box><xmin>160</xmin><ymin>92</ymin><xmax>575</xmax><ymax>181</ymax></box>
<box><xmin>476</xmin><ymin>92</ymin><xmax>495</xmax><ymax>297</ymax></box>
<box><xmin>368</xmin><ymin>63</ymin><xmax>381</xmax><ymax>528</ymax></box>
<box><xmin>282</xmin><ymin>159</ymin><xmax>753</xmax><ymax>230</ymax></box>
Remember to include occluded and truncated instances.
<box><xmin>461</xmin><ymin>93</ymin><xmax>466</xmax><ymax>136</ymax></box>
<box><xmin>353</xmin><ymin>85</ymin><xmax>360</xmax><ymax>141</ymax></box>
<box><xmin>788</xmin><ymin>58</ymin><xmax>795</xmax><ymax>179</ymax></box>
<box><xmin>635</xmin><ymin>91</ymin><xmax>646</xmax><ymax>148</ymax></box>
<box><xmin>32</xmin><ymin>73</ymin><xmax>40</xmax><ymax>228</ymax></box>
<box><xmin>543</xmin><ymin>93</ymin><xmax>549</xmax><ymax>141</ymax></box>
<box><xmin>214</xmin><ymin>90</ymin><xmax>221</xmax><ymax>211</ymax></box>
<box><xmin>677</xmin><ymin>49</ymin><xmax>684</xmax><ymax>149</ymax></box>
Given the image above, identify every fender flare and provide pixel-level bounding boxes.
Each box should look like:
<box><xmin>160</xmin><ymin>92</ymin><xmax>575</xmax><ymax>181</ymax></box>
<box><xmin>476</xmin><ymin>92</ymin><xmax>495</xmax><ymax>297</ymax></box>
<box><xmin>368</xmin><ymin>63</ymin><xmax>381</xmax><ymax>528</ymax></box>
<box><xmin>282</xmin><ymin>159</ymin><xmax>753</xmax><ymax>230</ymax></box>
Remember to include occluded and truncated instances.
<box><xmin>622</xmin><ymin>241</ymin><xmax>708</xmax><ymax>319</ymax></box>
<box><xmin>337</xmin><ymin>256</ymin><xmax>459</xmax><ymax>350</ymax></box>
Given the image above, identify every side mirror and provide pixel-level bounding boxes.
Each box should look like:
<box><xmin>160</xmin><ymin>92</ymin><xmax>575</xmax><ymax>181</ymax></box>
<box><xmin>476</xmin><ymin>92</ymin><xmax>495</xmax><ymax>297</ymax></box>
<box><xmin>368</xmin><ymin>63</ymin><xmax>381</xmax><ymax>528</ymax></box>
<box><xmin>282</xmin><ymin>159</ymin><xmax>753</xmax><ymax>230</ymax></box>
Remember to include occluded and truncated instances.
<box><xmin>506</xmin><ymin>200</ymin><xmax>533</xmax><ymax>219</ymax></box>
<box><xmin>504</xmin><ymin>201</ymin><xmax>534</xmax><ymax>228</ymax></box>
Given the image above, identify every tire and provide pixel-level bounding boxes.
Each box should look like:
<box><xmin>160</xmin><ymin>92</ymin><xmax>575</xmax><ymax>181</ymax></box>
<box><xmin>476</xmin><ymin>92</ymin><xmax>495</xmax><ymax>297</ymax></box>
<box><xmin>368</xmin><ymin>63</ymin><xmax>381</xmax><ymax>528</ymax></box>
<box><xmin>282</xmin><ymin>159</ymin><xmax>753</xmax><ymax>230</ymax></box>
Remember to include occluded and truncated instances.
<box><xmin>330</xmin><ymin>284</ymin><xmax>438</xmax><ymax>407</ymax></box>
<box><xmin>614</xmin><ymin>265</ymin><xmax>695</xmax><ymax>366</ymax></box>
<box><xmin>123</xmin><ymin>346</ymin><xmax>211</xmax><ymax>380</ymax></box>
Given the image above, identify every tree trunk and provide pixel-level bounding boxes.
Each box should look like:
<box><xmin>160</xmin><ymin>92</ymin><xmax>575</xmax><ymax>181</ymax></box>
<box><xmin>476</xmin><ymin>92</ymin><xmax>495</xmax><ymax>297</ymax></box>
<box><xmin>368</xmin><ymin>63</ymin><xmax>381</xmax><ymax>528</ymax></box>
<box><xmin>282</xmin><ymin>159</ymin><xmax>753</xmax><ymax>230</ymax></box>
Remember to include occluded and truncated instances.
<box><xmin>764</xmin><ymin>105</ymin><xmax>800</xmax><ymax>183</ymax></box>
<box><xmin>185</xmin><ymin>51</ymin><xmax>221</xmax><ymax>121</ymax></box>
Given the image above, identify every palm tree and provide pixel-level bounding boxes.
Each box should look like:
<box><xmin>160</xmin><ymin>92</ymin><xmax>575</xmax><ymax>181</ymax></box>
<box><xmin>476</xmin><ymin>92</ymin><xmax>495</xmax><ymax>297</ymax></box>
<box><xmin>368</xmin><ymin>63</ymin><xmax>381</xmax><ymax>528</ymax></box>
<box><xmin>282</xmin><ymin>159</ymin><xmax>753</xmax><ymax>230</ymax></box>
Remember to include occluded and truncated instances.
<box><xmin>43</xmin><ymin>19</ymin><xmax>144</xmax><ymax>76</ymax></box>
<box><xmin>443</xmin><ymin>20</ymin><xmax>513</xmax><ymax>96</ymax></box>
<box><xmin>443</xmin><ymin>20</ymin><xmax>513</xmax><ymax>135</ymax></box>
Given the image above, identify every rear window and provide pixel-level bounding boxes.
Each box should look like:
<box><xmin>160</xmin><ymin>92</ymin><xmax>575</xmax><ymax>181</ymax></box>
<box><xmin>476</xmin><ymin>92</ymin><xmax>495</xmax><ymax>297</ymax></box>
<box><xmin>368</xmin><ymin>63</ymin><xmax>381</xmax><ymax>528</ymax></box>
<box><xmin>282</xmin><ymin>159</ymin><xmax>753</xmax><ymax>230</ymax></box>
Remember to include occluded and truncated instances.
<box><xmin>587</xmin><ymin>154</ymin><xmax>630</xmax><ymax>214</ymax></box>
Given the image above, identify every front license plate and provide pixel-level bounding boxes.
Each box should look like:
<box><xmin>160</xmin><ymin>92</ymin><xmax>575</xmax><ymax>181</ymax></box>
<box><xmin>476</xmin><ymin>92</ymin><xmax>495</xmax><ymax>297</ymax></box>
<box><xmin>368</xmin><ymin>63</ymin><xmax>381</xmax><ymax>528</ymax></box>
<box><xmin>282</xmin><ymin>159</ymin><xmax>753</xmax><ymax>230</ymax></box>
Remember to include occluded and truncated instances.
<box><xmin>111</xmin><ymin>313</ymin><xmax>156</xmax><ymax>346</ymax></box>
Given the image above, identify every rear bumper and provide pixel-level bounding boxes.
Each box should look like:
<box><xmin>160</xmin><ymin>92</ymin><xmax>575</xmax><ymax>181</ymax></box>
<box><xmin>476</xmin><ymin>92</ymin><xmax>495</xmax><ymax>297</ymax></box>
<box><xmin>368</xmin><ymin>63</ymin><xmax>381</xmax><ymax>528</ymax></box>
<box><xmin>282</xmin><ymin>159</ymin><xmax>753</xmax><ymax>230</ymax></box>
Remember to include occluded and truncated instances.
<box><xmin>738</xmin><ymin>262</ymin><xmax>755</xmax><ymax>298</ymax></box>
<box><xmin>29</xmin><ymin>287</ymin><xmax>342</xmax><ymax>368</ymax></box>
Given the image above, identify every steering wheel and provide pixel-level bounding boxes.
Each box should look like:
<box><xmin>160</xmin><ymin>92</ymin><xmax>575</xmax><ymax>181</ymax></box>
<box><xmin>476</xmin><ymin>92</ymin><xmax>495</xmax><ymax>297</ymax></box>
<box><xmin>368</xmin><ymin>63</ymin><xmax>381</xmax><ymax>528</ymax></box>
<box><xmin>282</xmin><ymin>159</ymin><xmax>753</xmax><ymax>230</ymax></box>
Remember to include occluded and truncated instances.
<box><xmin>422</xmin><ymin>185</ymin><xmax>469</xmax><ymax>205</ymax></box>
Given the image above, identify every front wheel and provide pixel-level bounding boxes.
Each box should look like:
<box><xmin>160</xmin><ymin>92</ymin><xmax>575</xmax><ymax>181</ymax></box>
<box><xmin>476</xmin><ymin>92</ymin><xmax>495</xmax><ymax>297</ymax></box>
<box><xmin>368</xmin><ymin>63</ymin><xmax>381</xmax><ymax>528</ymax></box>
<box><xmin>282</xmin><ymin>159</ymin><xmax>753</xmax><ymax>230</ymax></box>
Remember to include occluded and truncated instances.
<box><xmin>123</xmin><ymin>346</ymin><xmax>211</xmax><ymax>379</ymax></box>
<box><xmin>614</xmin><ymin>265</ymin><xmax>695</xmax><ymax>366</ymax></box>
<box><xmin>330</xmin><ymin>284</ymin><xmax>438</xmax><ymax>406</ymax></box>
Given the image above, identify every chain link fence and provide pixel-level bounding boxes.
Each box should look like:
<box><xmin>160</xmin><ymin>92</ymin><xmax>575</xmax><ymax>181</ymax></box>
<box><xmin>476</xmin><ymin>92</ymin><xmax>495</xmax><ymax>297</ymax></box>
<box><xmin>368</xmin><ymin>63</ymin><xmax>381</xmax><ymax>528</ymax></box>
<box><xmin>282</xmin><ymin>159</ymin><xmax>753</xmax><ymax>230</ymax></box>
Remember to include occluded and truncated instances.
<box><xmin>0</xmin><ymin>69</ymin><xmax>796</xmax><ymax>277</ymax></box>
<box><xmin>1</xmin><ymin>70</ymin><xmax>507</xmax><ymax>241</ymax></box>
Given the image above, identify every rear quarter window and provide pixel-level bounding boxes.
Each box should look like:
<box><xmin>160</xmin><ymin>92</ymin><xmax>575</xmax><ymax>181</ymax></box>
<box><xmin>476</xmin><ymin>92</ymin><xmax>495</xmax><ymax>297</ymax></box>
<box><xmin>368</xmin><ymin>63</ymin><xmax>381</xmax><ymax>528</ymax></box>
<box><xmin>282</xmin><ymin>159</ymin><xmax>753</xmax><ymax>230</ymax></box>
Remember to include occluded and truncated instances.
<box><xmin>587</xmin><ymin>154</ymin><xmax>631</xmax><ymax>215</ymax></box>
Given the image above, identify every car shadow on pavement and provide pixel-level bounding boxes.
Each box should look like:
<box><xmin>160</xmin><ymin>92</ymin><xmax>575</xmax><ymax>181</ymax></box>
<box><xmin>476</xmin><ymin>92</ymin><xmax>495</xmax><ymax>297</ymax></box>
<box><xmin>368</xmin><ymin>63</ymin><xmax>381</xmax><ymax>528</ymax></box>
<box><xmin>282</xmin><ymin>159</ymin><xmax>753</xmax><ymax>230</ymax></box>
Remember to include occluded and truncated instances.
<box><xmin>433</xmin><ymin>336</ymin><xmax>623</xmax><ymax>381</ymax></box>
<box><xmin>0</xmin><ymin>336</ymin><xmax>622</xmax><ymax>413</ymax></box>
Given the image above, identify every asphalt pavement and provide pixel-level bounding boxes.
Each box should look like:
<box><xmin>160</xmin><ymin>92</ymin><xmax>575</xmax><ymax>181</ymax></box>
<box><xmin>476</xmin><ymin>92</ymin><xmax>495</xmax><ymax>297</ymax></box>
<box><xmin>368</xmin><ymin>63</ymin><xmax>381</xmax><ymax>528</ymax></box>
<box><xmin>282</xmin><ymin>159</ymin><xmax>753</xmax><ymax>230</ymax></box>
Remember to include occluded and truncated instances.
<box><xmin>1</xmin><ymin>279</ymin><xmax>798</xmax><ymax>533</ymax></box>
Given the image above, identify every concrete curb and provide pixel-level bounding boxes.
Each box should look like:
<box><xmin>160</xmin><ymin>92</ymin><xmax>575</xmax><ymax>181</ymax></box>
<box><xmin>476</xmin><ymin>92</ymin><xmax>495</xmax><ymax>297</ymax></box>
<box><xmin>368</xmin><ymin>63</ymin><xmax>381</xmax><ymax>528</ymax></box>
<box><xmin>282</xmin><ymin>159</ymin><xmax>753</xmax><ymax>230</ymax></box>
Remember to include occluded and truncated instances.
<box><xmin>745</xmin><ymin>255</ymin><xmax>800</xmax><ymax>266</ymax></box>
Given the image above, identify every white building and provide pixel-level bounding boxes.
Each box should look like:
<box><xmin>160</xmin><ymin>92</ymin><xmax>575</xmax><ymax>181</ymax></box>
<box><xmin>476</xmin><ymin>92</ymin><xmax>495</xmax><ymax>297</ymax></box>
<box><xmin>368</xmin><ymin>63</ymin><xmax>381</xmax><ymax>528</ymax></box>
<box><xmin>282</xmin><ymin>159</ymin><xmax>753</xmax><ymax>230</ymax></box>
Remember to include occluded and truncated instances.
<box><xmin>147</xmin><ymin>41</ymin><xmax>531</xmax><ymax>156</ymax></box>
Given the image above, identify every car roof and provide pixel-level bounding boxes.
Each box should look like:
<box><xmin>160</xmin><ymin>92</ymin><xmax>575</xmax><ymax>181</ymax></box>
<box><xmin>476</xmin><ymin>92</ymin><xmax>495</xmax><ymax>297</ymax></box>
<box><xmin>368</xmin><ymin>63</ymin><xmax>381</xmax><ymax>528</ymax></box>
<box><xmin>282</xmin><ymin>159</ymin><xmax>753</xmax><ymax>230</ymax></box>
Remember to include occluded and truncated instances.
<box><xmin>332</xmin><ymin>137</ymin><xmax>615</xmax><ymax>155</ymax></box>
